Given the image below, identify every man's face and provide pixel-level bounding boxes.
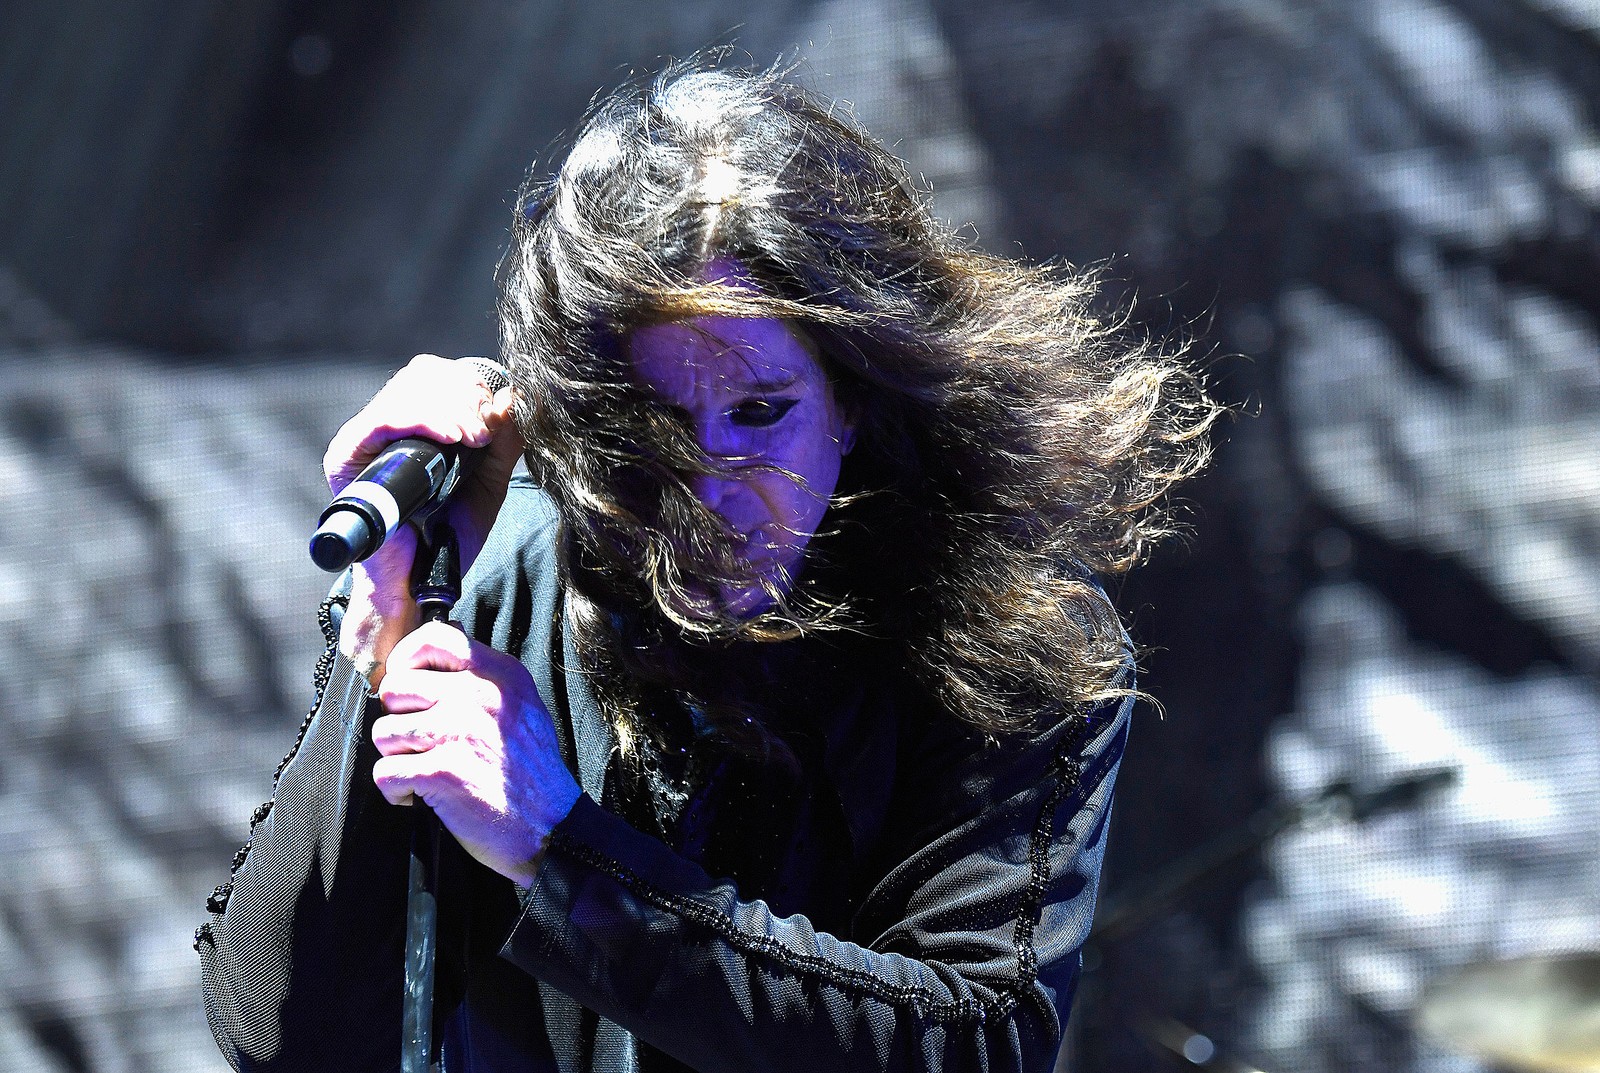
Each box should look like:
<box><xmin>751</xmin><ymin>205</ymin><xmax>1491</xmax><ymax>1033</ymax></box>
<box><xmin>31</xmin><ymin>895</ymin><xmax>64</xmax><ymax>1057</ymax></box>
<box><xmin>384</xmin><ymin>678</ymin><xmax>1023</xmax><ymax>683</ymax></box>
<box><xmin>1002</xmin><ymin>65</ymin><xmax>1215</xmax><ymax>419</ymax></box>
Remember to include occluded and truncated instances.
<box><xmin>628</xmin><ymin>314</ymin><xmax>855</xmax><ymax>617</ymax></box>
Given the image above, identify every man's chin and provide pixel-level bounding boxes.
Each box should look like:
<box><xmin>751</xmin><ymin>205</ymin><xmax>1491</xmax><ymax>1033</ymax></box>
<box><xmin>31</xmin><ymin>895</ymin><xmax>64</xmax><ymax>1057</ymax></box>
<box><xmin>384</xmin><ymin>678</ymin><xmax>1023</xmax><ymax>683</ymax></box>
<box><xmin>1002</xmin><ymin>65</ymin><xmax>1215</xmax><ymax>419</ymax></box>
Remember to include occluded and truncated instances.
<box><xmin>675</xmin><ymin>545</ymin><xmax>799</xmax><ymax>622</ymax></box>
<box><xmin>677</xmin><ymin>561</ymin><xmax>795</xmax><ymax>621</ymax></box>
<box><xmin>678</xmin><ymin>580</ymin><xmax>776</xmax><ymax>621</ymax></box>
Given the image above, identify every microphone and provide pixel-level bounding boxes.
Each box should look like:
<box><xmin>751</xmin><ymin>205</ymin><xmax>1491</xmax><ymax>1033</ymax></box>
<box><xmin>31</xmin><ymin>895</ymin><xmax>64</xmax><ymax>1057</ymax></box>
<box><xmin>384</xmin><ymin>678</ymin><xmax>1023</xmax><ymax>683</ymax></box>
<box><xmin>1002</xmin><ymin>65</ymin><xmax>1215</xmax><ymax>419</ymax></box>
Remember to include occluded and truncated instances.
<box><xmin>309</xmin><ymin>357</ymin><xmax>511</xmax><ymax>572</ymax></box>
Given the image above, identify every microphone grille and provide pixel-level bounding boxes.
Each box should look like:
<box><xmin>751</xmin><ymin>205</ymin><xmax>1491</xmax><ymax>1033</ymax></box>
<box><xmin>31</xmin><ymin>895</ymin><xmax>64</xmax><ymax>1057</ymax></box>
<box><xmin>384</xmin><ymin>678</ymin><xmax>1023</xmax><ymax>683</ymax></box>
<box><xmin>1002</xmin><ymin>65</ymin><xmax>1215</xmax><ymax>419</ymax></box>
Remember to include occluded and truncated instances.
<box><xmin>461</xmin><ymin>356</ymin><xmax>511</xmax><ymax>393</ymax></box>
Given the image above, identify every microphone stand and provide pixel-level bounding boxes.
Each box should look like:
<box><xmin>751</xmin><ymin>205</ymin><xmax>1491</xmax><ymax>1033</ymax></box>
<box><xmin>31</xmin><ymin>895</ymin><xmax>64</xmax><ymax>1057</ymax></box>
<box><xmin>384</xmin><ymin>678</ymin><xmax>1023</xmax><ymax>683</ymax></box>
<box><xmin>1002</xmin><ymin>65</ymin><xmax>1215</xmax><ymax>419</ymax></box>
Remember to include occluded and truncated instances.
<box><xmin>401</xmin><ymin>518</ymin><xmax>461</xmax><ymax>1073</ymax></box>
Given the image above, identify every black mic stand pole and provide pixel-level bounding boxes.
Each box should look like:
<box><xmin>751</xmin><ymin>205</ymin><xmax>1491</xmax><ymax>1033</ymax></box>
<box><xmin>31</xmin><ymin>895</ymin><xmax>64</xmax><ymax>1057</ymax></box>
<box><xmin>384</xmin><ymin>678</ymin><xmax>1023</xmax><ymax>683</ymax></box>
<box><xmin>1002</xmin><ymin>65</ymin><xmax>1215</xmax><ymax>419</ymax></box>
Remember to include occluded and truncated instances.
<box><xmin>402</xmin><ymin>517</ymin><xmax>461</xmax><ymax>1073</ymax></box>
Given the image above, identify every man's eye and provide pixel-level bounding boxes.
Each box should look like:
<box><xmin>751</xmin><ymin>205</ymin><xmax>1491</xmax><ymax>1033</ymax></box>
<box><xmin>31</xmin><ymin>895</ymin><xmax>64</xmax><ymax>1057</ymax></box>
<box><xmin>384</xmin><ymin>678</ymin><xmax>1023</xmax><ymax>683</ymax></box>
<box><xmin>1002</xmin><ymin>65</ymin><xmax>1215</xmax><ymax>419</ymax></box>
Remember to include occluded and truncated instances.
<box><xmin>729</xmin><ymin>398</ymin><xmax>799</xmax><ymax>428</ymax></box>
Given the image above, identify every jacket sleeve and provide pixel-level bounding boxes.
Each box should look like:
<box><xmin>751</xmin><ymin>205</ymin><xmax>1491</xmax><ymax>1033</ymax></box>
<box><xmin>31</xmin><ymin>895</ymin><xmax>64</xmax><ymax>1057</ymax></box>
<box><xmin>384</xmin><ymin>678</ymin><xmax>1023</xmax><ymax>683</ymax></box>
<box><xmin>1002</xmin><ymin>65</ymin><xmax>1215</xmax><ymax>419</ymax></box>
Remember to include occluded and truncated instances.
<box><xmin>195</xmin><ymin>590</ymin><xmax>505</xmax><ymax>1072</ymax></box>
<box><xmin>500</xmin><ymin>685</ymin><xmax>1131</xmax><ymax>1073</ymax></box>
<box><xmin>196</xmin><ymin>486</ymin><xmax>562</xmax><ymax>1072</ymax></box>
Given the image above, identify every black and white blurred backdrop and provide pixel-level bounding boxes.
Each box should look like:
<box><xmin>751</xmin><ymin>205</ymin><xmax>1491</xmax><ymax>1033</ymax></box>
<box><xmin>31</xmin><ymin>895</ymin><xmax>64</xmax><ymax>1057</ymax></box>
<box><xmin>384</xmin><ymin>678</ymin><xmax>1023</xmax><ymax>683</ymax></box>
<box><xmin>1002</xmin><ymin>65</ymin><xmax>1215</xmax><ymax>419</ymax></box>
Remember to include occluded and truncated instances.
<box><xmin>2</xmin><ymin>2</ymin><xmax>1596</xmax><ymax>1071</ymax></box>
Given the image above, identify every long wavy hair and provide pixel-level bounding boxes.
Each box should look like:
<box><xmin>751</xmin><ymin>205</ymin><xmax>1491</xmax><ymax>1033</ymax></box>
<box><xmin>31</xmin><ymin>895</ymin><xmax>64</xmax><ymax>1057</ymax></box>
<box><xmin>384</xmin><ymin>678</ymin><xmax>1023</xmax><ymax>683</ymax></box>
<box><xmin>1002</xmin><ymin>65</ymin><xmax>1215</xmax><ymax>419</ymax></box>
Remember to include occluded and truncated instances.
<box><xmin>497</xmin><ymin>59</ymin><xmax>1216</xmax><ymax>761</ymax></box>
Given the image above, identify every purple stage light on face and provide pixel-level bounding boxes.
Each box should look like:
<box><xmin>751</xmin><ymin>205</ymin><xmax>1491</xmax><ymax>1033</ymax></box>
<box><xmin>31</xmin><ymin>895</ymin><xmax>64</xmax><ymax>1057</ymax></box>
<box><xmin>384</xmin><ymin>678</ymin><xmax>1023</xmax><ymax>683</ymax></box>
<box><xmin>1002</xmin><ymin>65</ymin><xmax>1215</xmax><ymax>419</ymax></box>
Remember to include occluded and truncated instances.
<box><xmin>628</xmin><ymin>303</ymin><xmax>855</xmax><ymax>618</ymax></box>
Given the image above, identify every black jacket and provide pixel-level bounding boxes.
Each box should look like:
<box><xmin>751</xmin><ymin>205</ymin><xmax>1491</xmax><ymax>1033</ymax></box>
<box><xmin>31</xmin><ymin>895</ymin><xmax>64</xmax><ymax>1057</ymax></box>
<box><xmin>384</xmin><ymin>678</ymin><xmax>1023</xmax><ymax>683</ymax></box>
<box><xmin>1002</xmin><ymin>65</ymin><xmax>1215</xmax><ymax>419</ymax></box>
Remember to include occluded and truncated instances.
<box><xmin>197</xmin><ymin>481</ymin><xmax>1130</xmax><ymax>1073</ymax></box>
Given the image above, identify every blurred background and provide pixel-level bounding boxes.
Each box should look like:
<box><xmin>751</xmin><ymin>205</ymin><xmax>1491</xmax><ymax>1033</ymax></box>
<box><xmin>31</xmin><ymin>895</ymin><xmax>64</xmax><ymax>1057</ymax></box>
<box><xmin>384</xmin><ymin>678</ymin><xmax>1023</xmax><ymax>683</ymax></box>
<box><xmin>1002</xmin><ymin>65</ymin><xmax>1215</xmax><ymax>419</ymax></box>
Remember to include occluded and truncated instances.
<box><xmin>2</xmin><ymin>1</ymin><xmax>1597</xmax><ymax>1071</ymax></box>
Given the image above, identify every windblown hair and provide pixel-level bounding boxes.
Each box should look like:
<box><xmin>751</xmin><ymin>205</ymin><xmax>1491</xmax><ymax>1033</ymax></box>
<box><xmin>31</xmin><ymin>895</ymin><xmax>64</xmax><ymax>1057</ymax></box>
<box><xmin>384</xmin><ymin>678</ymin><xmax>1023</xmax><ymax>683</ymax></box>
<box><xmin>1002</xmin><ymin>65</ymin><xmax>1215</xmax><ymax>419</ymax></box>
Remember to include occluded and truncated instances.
<box><xmin>497</xmin><ymin>59</ymin><xmax>1216</xmax><ymax>758</ymax></box>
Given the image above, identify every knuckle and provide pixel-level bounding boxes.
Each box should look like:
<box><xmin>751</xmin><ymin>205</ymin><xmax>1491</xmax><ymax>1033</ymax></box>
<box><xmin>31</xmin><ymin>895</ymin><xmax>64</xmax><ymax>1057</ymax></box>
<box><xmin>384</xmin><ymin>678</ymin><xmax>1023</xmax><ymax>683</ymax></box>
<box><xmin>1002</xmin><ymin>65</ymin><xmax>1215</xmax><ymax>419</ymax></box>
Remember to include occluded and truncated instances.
<box><xmin>424</xmin><ymin>621</ymin><xmax>473</xmax><ymax>659</ymax></box>
<box><xmin>372</xmin><ymin>757</ymin><xmax>402</xmax><ymax>786</ymax></box>
<box><xmin>474</xmin><ymin>675</ymin><xmax>504</xmax><ymax>714</ymax></box>
<box><xmin>436</xmin><ymin>737</ymin><xmax>477</xmax><ymax>772</ymax></box>
<box><xmin>390</xmin><ymin>629</ymin><xmax>429</xmax><ymax>667</ymax></box>
<box><xmin>373</xmin><ymin>713</ymin><xmax>427</xmax><ymax>752</ymax></box>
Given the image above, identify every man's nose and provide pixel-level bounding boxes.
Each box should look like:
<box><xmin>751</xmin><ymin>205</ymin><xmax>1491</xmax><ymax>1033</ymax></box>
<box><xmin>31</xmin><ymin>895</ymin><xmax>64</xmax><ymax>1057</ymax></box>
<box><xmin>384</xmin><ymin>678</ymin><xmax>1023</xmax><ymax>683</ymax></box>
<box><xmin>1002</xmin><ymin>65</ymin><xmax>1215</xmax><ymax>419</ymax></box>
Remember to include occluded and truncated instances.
<box><xmin>688</xmin><ymin>467</ymin><xmax>739</xmax><ymax>512</ymax></box>
<box><xmin>686</xmin><ymin>422</ymin><xmax>742</xmax><ymax>509</ymax></box>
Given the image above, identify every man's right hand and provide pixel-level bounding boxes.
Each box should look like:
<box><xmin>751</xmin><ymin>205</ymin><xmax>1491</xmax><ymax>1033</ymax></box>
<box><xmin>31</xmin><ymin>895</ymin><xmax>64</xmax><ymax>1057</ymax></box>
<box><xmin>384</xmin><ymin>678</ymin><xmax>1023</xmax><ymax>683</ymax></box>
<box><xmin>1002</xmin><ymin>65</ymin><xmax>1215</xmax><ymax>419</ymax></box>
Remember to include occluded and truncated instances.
<box><xmin>323</xmin><ymin>354</ymin><xmax>523</xmax><ymax>687</ymax></box>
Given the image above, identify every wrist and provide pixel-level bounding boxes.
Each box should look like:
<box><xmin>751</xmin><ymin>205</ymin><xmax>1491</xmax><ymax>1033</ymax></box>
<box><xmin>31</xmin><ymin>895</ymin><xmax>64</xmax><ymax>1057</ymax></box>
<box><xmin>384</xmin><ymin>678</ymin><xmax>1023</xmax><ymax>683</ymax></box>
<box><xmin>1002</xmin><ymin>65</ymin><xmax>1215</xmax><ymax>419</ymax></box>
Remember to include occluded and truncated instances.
<box><xmin>339</xmin><ymin>568</ymin><xmax>420</xmax><ymax>689</ymax></box>
<box><xmin>512</xmin><ymin>785</ymin><xmax>584</xmax><ymax>888</ymax></box>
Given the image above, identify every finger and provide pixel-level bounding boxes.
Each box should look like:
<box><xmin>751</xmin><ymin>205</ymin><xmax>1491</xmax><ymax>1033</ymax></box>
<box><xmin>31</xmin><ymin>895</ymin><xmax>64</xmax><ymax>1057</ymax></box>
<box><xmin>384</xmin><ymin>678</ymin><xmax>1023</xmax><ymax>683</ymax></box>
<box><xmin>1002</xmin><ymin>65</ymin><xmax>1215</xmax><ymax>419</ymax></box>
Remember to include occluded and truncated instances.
<box><xmin>386</xmin><ymin>619</ymin><xmax>477</xmax><ymax>674</ymax></box>
<box><xmin>369</xmin><ymin>751</ymin><xmax>425</xmax><ymax>809</ymax></box>
<box><xmin>454</xmin><ymin>393</ymin><xmax>526</xmax><ymax>546</ymax></box>
<box><xmin>480</xmin><ymin>389</ymin><xmax>525</xmax><ymax>463</ymax></box>
<box><xmin>487</xmin><ymin>381</ymin><xmax>515</xmax><ymax>414</ymax></box>
<box><xmin>400</xmin><ymin>353</ymin><xmax>503</xmax><ymax>405</ymax></box>
<box><xmin>433</xmin><ymin>355</ymin><xmax>506</xmax><ymax>448</ymax></box>
<box><xmin>483</xmin><ymin>394</ymin><xmax>528</xmax><ymax>460</ymax></box>
<box><xmin>324</xmin><ymin>409</ymin><xmax>471</xmax><ymax>489</ymax></box>
<box><xmin>377</xmin><ymin>668</ymin><xmax>502</xmax><ymax>725</ymax></box>
<box><xmin>375</xmin><ymin>666</ymin><xmax>472</xmax><ymax>716</ymax></box>
<box><xmin>388</xmin><ymin>621</ymin><xmax>529</xmax><ymax>683</ymax></box>
<box><xmin>324</xmin><ymin>356</ymin><xmax>503</xmax><ymax>489</ymax></box>
<box><xmin>374</xmin><ymin>748</ymin><xmax>467</xmax><ymax>805</ymax></box>
<box><xmin>372</xmin><ymin>751</ymin><xmax>415</xmax><ymax>806</ymax></box>
<box><xmin>371</xmin><ymin>709</ymin><xmax>455</xmax><ymax>756</ymax></box>
<box><xmin>460</xmin><ymin>381</ymin><xmax>513</xmax><ymax>450</ymax></box>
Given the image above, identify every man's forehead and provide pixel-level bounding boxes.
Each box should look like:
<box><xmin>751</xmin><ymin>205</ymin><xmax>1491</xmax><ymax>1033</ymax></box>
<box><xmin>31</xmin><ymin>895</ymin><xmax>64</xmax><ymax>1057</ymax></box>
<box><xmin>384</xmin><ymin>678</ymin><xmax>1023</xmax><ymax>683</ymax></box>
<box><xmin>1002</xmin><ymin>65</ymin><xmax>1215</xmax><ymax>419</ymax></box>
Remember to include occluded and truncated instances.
<box><xmin>630</xmin><ymin>317</ymin><xmax>821</xmax><ymax>390</ymax></box>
